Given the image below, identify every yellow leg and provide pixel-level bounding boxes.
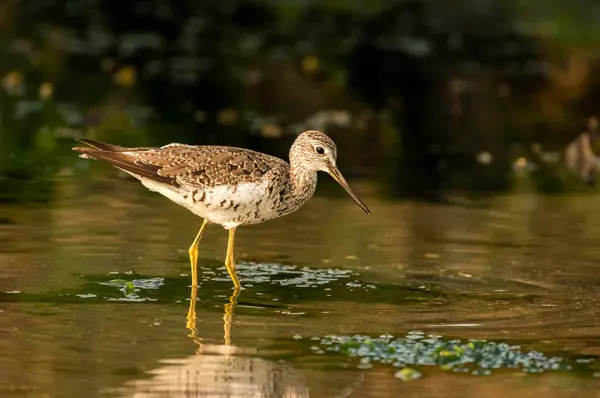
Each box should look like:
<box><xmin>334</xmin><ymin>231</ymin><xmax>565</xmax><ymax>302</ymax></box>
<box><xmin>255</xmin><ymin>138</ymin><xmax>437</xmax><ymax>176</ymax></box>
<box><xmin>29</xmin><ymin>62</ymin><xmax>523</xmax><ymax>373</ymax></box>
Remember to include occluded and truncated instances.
<box><xmin>225</xmin><ymin>227</ymin><xmax>242</xmax><ymax>289</ymax></box>
<box><xmin>188</xmin><ymin>219</ymin><xmax>209</xmax><ymax>288</ymax></box>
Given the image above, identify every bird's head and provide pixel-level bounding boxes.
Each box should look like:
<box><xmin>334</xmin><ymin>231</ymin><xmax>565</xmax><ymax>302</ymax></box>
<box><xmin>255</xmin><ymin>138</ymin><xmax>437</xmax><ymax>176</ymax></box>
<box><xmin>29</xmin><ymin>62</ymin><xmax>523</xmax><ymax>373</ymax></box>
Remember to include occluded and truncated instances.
<box><xmin>291</xmin><ymin>130</ymin><xmax>370</xmax><ymax>215</ymax></box>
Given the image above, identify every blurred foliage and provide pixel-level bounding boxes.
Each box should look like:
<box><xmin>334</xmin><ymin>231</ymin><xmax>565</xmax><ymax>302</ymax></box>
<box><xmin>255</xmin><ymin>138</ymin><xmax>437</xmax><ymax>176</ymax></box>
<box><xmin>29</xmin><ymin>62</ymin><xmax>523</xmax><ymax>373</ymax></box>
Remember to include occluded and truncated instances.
<box><xmin>2</xmin><ymin>0</ymin><xmax>600</xmax><ymax>201</ymax></box>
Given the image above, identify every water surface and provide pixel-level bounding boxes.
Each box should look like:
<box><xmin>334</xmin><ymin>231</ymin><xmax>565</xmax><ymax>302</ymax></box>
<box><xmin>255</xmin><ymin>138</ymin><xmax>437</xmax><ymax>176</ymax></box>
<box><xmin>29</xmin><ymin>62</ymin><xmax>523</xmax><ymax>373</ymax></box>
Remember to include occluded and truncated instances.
<box><xmin>2</xmin><ymin>177</ymin><xmax>600</xmax><ymax>397</ymax></box>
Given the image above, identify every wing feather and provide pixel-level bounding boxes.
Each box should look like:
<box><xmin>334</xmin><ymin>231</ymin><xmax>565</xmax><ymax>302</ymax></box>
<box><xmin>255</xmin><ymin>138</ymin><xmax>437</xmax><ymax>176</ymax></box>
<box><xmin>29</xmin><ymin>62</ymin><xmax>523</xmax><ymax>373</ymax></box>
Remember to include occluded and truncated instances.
<box><xmin>73</xmin><ymin>140</ymin><xmax>289</xmax><ymax>191</ymax></box>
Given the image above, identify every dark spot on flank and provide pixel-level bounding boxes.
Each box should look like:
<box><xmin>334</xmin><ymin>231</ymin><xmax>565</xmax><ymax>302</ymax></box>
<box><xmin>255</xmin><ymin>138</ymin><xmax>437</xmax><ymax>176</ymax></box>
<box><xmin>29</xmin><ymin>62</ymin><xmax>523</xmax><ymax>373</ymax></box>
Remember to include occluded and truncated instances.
<box><xmin>200</xmin><ymin>191</ymin><xmax>206</xmax><ymax>201</ymax></box>
<box><xmin>233</xmin><ymin>204</ymin><xmax>240</xmax><ymax>211</ymax></box>
<box><xmin>268</xmin><ymin>186</ymin><xmax>274</xmax><ymax>194</ymax></box>
<box><xmin>278</xmin><ymin>189</ymin><xmax>286</xmax><ymax>202</ymax></box>
<box><xmin>220</xmin><ymin>199</ymin><xmax>226</xmax><ymax>207</ymax></box>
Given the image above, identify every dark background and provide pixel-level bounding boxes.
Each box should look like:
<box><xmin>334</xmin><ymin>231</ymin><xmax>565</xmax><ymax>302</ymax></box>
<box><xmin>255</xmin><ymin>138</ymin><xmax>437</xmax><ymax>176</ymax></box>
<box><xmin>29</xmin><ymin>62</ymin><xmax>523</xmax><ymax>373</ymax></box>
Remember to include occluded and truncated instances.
<box><xmin>2</xmin><ymin>0</ymin><xmax>600</xmax><ymax>201</ymax></box>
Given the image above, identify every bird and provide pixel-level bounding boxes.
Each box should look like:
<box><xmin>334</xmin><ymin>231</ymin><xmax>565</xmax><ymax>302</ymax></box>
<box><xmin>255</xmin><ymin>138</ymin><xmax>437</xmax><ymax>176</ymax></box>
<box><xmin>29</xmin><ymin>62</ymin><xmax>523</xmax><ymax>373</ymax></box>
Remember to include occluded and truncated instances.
<box><xmin>72</xmin><ymin>130</ymin><xmax>370</xmax><ymax>290</ymax></box>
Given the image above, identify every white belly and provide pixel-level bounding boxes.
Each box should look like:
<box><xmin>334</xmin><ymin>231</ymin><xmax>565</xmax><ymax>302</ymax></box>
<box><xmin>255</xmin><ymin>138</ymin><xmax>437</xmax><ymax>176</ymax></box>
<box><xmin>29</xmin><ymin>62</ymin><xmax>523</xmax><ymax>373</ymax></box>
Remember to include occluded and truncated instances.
<box><xmin>138</xmin><ymin>177</ymin><xmax>280</xmax><ymax>229</ymax></box>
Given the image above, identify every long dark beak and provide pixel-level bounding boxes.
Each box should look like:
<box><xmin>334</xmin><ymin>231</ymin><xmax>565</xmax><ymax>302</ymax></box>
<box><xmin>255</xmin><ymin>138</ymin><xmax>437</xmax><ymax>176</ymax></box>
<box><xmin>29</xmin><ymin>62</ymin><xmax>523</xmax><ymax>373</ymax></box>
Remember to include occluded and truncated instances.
<box><xmin>327</xmin><ymin>165</ymin><xmax>371</xmax><ymax>215</ymax></box>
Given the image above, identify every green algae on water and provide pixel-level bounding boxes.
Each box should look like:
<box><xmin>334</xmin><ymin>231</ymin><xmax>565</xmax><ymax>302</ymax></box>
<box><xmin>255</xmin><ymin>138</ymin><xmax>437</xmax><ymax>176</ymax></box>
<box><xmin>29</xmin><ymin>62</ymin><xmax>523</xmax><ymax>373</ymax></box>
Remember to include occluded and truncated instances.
<box><xmin>318</xmin><ymin>332</ymin><xmax>575</xmax><ymax>377</ymax></box>
<box><xmin>100</xmin><ymin>277</ymin><xmax>165</xmax><ymax>291</ymax></box>
<box><xmin>99</xmin><ymin>277</ymin><xmax>165</xmax><ymax>302</ymax></box>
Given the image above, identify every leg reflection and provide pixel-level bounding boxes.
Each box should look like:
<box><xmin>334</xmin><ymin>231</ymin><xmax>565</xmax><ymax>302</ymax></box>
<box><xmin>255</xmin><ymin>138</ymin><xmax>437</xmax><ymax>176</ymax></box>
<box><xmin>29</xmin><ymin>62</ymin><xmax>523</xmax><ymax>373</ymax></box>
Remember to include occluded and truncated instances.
<box><xmin>186</xmin><ymin>284</ymin><xmax>241</xmax><ymax>348</ymax></box>
<box><xmin>223</xmin><ymin>288</ymin><xmax>240</xmax><ymax>346</ymax></box>
<box><xmin>186</xmin><ymin>283</ymin><xmax>200</xmax><ymax>341</ymax></box>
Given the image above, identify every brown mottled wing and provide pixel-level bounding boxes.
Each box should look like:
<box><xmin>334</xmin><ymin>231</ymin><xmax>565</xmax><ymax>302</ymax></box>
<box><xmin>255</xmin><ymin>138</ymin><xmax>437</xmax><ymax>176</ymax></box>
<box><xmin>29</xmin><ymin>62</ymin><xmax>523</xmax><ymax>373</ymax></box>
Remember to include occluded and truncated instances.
<box><xmin>74</xmin><ymin>140</ymin><xmax>288</xmax><ymax>191</ymax></box>
<box><xmin>136</xmin><ymin>144</ymin><xmax>287</xmax><ymax>190</ymax></box>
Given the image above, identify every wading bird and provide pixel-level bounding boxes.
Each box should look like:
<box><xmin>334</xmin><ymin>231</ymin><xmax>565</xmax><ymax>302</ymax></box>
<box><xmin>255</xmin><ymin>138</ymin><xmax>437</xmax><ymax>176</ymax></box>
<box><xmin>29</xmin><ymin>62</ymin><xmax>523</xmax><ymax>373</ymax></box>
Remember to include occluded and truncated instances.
<box><xmin>73</xmin><ymin>130</ymin><xmax>370</xmax><ymax>290</ymax></box>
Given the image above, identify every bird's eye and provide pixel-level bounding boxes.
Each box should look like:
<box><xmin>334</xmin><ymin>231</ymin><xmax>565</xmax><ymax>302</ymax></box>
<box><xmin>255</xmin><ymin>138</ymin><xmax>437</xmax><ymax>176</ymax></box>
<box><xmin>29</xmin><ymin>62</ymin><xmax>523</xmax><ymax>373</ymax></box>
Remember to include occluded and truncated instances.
<box><xmin>315</xmin><ymin>146</ymin><xmax>325</xmax><ymax>155</ymax></box>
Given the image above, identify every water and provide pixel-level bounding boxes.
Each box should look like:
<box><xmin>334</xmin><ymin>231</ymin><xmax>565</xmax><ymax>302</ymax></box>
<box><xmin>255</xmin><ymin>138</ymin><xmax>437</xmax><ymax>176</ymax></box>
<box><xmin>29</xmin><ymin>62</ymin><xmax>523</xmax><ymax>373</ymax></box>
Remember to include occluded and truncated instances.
<box><xmin>2</xmin><ymin>177</ymin><xmax>600</xmax><ymax>397</ymax></box>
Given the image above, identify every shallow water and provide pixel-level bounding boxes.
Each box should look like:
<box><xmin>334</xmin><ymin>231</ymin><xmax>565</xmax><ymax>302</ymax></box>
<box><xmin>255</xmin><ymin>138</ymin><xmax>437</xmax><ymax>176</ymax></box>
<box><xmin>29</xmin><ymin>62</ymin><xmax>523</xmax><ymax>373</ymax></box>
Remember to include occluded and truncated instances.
<box><xmin>2</xmin><ymin>177</ymin><xmax>600</xmax><ymax>397</ymax></box>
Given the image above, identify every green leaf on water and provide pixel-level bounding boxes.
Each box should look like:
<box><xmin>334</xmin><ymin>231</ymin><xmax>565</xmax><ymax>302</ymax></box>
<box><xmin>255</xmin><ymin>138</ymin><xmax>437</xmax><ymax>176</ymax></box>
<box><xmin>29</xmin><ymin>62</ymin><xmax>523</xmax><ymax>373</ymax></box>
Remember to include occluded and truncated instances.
<box><xmin>123</xmin><ymin>281</ymin><xmax>136</xmax><ymax>295</ymax></box>
<box><xmin>395</xmin><ymin>368</ymin><xmax>423</xmax><ymax>381</ymax></box>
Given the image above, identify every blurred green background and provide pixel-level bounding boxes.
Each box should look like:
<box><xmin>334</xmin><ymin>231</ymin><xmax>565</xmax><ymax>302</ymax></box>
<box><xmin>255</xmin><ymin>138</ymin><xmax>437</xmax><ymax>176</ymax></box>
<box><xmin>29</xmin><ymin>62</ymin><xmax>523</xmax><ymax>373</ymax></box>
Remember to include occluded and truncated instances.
<box><xmin>2</xmin><ymin>0</ymin><xmax>600</xmax><ymax>201</ymax></box>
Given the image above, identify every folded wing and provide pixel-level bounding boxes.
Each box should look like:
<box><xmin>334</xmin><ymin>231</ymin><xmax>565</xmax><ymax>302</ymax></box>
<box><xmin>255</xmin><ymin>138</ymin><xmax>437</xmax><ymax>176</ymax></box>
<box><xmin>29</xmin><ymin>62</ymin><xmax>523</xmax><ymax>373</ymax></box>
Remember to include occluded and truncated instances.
<box><xmin>72</xmin><ymin>139</ymin><xmax>287</xmax><ymax>191</ymax></box>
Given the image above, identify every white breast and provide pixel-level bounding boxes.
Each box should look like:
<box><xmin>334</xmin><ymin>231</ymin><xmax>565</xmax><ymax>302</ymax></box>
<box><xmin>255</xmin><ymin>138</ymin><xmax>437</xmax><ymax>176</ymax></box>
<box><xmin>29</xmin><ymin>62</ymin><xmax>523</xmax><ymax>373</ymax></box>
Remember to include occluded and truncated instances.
<box><xmin>138</xmin><ymin>176</ymin><xmax>276</xmax><ymax>229</ymax></box>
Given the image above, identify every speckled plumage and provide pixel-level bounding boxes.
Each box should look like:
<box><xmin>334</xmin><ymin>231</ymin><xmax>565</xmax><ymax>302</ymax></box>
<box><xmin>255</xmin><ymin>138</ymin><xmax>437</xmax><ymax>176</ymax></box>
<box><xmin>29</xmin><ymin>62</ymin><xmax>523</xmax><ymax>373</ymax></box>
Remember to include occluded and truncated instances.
<box><xmin>73</xmin><ymin>130</ymin><xmax>369</xmax><ymax>289</ymax></box>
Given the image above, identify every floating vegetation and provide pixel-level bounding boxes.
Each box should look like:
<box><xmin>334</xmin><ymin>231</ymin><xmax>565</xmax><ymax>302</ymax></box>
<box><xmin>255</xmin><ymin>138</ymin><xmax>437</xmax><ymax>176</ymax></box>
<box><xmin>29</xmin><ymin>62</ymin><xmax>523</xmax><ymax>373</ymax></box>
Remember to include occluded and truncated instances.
<box><xmin>99</xmin><ymin>277</ymin><xmax>164</xmax><ymax>302</ymax></box>
<box><xmin>75</xmin><ymin>293</ymin><xmax>97</xmax><ymax>299</ymax></box>
<box><xmin>100</xmin><ymin>277</ymin><xmax>165</xmax><ymax>291</ymax></box>
<box><xmin>318</xmin><ymin>332</ymin><xmax>582</xmax><ymax>379</ymax></box>
<box><xmin>394</xmin><ymin>368</ymin><xmax>423</xmax><ymax>381</ymax></box>
<box><xmin>220</xmin><ymin>262</ymin><xmax>371</xmax><ymax>289</ymax></box>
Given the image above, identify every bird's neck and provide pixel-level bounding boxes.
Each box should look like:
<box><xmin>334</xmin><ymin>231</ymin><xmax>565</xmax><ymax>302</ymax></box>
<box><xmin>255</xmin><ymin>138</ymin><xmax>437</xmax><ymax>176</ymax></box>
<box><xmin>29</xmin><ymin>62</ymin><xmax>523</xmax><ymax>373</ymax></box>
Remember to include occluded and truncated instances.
<box><xmin>288</xmin><ymin>158</ymin><xmax>317</xmax><ymax>202</ymax></box>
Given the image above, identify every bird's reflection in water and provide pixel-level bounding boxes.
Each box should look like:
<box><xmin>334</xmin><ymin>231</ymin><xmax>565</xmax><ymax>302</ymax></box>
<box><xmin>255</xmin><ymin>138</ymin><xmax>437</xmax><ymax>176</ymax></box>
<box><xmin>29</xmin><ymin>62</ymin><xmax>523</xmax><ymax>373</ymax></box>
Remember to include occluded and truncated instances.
<box><xmin>186</xmin><ymin>286</ymin><xmax>240</xmax><ymax>348</ymax></box>
<box><xmin>117</xmin><ymin>286</ymin><xmax>310</xmax><ymax>398</ymax></box>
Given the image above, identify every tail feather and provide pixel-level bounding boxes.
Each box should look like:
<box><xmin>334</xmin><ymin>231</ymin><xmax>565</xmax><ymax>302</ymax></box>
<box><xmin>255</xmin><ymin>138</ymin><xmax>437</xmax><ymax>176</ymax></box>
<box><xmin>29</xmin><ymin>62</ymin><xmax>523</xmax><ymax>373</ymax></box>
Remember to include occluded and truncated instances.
<box><xmin>72</xmin><ymin>144</ymin><xmax>177</xmax><ymax>187</ymax></box>
<box><xmin>75</xmin><ymin>138</ymin><xmax>131</xmax><ymax>152</ymax></box>
<box><xmin>72</xmin><ymin>146</ymin><xmax>105</xmax><ymax>160</ymax></box>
